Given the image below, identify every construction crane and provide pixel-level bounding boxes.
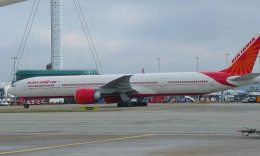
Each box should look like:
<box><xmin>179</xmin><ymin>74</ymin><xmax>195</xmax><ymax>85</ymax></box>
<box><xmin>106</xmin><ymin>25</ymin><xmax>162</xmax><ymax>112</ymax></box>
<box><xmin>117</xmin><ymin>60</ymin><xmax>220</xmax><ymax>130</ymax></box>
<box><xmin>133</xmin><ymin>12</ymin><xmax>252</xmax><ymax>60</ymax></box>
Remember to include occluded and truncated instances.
<box><xmin>1</xmin><ymin>0</ymin><xmax>103</xmax><ymax>73</ymax></box>
<box><xmin>0</xmin><ymin>0</ymin><xmax>27</xmax><ymax>7</ymax></box>
<box><xmin>1</xmin><ymin>0</ymin><xmax>63</xmax><ymax>70</ymax></box>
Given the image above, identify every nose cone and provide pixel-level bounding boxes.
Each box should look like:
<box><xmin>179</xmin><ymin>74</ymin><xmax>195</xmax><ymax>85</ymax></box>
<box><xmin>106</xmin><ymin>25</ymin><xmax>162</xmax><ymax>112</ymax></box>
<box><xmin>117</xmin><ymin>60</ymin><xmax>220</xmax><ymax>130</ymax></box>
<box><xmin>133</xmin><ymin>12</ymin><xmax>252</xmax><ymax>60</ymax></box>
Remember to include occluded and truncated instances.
<box><xmin>8</xmin><ymin>84</ymin><xmax>17</xmax><ymax>96</ymax></box>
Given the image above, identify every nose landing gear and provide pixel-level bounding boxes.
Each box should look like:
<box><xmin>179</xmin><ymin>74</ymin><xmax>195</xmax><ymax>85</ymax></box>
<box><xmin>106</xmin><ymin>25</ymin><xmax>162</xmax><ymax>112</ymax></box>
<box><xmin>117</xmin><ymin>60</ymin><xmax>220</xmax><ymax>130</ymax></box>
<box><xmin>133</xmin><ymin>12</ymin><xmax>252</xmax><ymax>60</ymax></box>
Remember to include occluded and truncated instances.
<box><xmin>23</xmin><ymin>103</ymin><xmax>30</xmax><ymax>108</ymax></box>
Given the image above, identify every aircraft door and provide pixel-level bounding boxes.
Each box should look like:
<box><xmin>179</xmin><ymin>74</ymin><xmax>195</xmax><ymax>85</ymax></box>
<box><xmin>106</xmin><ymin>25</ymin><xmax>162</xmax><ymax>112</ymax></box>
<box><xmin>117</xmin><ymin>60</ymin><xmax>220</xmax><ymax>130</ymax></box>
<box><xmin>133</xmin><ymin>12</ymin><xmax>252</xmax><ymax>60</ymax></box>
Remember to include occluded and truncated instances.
<box><xmin>209</xmin><ymin>78</ymin><xmax>216</xmax><ymax>92</ymax></box>
<box><xmin>159</xmin><ymin>78</ymin><xmax>167</xmax><ymax>87</ymax></box>
<box><xmin>54</xmin><ymin>81</ymin><xmax>61</xmax><ymax>91</ymax></box>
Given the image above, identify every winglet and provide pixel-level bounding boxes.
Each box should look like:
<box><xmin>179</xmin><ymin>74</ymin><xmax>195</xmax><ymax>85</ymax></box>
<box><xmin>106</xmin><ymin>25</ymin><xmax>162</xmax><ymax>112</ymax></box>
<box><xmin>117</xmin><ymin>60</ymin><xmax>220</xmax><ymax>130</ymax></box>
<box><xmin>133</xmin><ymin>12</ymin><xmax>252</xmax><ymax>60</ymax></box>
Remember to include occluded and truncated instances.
<box><xmin>221</xmin><ymin>35</ymin><xmax>260</xmax><ymax>76</ymax></box>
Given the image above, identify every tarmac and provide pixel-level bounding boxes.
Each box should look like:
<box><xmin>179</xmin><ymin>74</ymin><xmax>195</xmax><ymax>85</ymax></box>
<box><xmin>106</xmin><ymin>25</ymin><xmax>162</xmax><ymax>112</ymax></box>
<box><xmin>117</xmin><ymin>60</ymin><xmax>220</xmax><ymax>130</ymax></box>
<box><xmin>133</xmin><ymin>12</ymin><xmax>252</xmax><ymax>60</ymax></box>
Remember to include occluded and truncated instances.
<box><xmin>1</xmin><ymin>103</ymin><xmax>260</xmax><ymax>156</ymax></box>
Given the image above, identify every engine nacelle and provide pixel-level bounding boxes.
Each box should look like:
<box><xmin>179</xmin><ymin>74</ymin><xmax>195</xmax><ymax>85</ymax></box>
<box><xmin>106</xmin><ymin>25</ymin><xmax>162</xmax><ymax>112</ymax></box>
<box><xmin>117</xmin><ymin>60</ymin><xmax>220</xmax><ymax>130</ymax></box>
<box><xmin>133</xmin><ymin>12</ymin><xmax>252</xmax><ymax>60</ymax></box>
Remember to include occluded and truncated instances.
<box><xmin>74</xmin><ymin>88</ymin><xmax>101</xmax><ymax>104</ymax></box>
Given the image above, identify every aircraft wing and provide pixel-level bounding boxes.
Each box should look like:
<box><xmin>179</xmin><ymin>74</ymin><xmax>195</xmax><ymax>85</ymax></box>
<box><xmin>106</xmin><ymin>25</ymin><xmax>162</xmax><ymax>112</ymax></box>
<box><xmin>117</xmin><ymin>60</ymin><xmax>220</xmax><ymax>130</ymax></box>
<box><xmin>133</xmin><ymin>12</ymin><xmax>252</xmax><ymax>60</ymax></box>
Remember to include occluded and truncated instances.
<box><xmin>230</xmin><ymin>73</ymin><xmax>260</xmax><ymax>81</ymax></box>
<box><xmin>98</xmin><ymin>75</ymin><xmax>135</xmax><ymax>94</ymax></box>
<box><xmin>0</xmin><ymin>0</ymin><xmax>27</xmax><ymax>7</ymax></box>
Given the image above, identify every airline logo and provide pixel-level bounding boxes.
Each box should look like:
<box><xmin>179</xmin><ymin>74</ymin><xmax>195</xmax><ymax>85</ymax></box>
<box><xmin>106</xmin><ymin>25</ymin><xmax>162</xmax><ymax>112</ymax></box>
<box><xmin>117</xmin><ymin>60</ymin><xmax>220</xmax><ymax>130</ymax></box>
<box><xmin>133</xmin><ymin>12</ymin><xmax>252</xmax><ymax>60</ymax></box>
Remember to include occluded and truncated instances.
<box><xmin>221</xmin><ymin>35</ymin><xmax>260</xmax><ymax>76</ymax></box>
<box><xmin>231</xmin><ymin>37</ymin><xmax>255</xmax><ymax>63</ymax></box>
<box><xmin>27</xmin><ymin>80</ymin><xmax>57</xmax><ymax>85</ymax></box>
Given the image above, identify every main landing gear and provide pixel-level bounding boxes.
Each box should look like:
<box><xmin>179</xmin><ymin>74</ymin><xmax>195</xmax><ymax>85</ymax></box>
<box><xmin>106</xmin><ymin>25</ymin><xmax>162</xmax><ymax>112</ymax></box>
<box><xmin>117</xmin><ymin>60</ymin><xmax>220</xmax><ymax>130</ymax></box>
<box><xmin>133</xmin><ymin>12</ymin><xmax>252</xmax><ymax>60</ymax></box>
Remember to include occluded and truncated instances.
<box><xmin>117</xmin><ymin>101</ymin><xmax>148</xmax><ymax>107</ymax></box>
<box><xmin>117</xmin><ymin>93</ymin><xmax>148</xmax><ymax>107</ymax></box>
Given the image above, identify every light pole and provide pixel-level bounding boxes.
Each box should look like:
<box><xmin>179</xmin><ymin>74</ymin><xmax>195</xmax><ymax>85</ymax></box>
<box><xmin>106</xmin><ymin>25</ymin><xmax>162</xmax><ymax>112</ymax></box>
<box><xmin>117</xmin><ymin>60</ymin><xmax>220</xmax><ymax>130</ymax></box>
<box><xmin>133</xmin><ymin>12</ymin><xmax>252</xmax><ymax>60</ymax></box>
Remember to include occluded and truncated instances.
<box><xmin>225</xmin><ymin>53</ymin><xmax>229</xmax><ymax>66</ymax></box>
<box><xmin>195</xmin><ymin>57</ymin><xmax>199</xmax><ymax>72</ymax></box>
<box><xmin>11</xmin><ymin>56</ymin><xmax>18</xmax><ymax>82</ymax></box>
<box><xmin>224</xmin><ymin>53</ymin><xmax>230</xmax><ymax>102</ymax></box>
<box><xmin>157</xmin><ymin>58</ymin><xmax>161</xmax><ymax>73</ymax></box>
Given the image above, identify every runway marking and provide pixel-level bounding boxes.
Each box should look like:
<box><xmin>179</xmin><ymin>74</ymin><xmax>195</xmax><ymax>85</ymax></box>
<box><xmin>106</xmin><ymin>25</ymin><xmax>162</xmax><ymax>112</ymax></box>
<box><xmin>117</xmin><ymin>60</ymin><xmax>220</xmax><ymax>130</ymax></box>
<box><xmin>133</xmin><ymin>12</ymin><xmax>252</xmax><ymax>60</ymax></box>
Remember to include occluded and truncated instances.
<box><xmin>0</xmin><ymin>134</ymin><xmax>155</xmax><ymax>155</ymax></box>
<box><xmin>158</xmin><ymin>133</ymin><xmax>236</xmax><ymax>136</ymax></box>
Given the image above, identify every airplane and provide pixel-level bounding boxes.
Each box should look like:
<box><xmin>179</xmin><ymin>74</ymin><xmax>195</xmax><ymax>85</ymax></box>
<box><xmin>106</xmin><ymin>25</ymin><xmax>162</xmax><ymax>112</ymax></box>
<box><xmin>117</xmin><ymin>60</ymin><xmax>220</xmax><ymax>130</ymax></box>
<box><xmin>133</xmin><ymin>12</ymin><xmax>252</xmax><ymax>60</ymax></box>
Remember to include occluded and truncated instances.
<box><xmin>8</xmin><ymin>35</ymin><xmax>260</xmax><ymax>107</ymax></box>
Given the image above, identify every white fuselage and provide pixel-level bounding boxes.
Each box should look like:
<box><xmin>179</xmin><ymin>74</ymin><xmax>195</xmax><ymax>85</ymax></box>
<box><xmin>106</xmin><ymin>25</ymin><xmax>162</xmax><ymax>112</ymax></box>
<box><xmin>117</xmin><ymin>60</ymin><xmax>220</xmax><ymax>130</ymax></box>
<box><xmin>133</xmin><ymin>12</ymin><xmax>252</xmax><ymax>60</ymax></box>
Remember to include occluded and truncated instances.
<box><xmin>8</xmin><ymin>72</ymin><xmax>258</xmax><ymax>98</ymax></box>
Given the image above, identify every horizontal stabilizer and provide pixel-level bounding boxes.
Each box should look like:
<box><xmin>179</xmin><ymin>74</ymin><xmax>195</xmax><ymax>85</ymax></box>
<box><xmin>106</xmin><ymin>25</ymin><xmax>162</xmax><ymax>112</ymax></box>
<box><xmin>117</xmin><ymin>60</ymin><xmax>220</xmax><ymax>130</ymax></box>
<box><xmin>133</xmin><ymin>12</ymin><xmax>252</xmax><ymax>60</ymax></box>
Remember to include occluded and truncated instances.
<box><xmin>230</xmin><ymin>73</ymin><xmax>260</xmax><ymax>81</ymax></box>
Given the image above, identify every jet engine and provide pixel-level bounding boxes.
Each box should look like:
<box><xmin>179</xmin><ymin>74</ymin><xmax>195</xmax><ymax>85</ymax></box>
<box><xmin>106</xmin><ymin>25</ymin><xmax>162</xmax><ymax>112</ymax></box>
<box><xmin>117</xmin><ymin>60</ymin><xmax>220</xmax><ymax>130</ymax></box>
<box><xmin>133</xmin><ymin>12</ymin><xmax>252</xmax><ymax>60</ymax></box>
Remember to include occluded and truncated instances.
<box><xmin>74</xmin><ymin>88</ymin><xmax>101</xmax><ymax>104</ymax></box>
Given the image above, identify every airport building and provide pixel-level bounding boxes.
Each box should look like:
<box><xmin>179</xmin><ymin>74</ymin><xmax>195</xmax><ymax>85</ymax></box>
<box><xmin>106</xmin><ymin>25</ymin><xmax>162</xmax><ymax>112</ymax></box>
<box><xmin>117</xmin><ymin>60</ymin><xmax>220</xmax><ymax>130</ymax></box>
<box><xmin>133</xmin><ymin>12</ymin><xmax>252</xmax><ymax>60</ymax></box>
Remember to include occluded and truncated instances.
<box><xmin>15</xmin><ymin>69</ymin><xmax>99</xmax><ymax>81</ymax></box>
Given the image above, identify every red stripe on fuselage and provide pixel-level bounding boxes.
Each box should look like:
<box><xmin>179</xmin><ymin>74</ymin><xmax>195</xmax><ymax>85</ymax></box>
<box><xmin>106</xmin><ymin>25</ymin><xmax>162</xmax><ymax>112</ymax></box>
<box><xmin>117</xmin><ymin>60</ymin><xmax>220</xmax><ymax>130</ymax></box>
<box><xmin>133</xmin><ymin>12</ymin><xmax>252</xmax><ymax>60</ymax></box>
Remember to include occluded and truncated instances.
<box><xmin>200</xmin><ymin>72</ymin><xmax>236</xmax><ymax>87</ymax></box>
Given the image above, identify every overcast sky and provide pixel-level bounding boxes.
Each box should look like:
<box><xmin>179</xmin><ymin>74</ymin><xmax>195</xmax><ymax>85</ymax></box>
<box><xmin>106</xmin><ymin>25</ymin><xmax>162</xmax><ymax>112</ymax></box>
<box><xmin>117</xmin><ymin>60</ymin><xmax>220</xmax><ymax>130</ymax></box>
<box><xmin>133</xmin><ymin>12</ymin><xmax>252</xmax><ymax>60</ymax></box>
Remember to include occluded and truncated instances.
<box><xmin>0</xmin><ymin>0</ymin><xmax>260</xmax><ymax>81</ymax></box>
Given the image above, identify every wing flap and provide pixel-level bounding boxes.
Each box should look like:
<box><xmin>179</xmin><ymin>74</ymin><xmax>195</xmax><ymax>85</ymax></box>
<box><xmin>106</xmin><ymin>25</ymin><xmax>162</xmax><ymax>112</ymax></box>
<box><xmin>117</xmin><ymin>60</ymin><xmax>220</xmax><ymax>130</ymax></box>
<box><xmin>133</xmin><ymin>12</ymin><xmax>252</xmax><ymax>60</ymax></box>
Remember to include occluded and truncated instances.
<box><xmin>99</xmin><ymin>75</ymin><xmax>134</xmax><ymax>94</ymax></box>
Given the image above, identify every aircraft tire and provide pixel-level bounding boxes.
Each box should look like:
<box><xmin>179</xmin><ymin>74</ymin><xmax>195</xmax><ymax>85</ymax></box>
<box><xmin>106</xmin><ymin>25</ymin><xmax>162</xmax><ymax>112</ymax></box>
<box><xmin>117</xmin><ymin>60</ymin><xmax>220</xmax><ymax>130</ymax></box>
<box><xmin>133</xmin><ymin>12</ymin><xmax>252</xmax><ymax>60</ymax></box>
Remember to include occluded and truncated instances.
<box><xmin>140</xmin><ymin>102</ymin><xmax>148</xmax><ymax>107</ymax></box>
<box><xmin>117</xmin><ymin>102</ymin><xmax>133</xmax><ymax>107</ymax></box>
<box><xmin>117</xmin><ymin>101</ymin><xmax>147</xmax><ymax>107</ymax></box>
<box><xmin>23</xmin><ymin>104</ymin><xmax>29</xmax><ymax>108</ymax></box>
<box><xmin>134</xmin><ymin>101</ymin><xmax>148</xmax><ymax>107</ymax></box>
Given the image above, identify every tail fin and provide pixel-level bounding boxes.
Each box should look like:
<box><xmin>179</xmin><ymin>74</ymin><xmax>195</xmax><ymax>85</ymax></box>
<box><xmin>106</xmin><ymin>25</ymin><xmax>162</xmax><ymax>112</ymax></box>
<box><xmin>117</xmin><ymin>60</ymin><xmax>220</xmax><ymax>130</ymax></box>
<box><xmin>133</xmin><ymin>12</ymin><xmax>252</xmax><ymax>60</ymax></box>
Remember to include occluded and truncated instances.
<box><xmin>221</xmin><ymin>35</ymin><xmax>260</xmax><ymax>76</ymax></box>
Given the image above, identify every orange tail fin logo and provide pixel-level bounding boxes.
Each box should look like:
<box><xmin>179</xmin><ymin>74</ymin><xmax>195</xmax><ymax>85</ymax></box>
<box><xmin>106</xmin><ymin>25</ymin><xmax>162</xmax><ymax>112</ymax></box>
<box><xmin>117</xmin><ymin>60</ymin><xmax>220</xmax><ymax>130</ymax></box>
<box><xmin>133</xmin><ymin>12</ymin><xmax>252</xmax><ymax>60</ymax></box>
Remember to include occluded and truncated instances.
<box><xmin>221</xmin><ymin>35</ymin><xmax>260</xmax><ymax>76</ymax></box>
